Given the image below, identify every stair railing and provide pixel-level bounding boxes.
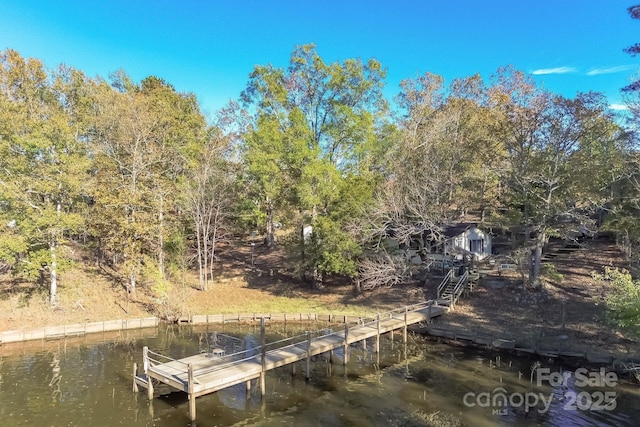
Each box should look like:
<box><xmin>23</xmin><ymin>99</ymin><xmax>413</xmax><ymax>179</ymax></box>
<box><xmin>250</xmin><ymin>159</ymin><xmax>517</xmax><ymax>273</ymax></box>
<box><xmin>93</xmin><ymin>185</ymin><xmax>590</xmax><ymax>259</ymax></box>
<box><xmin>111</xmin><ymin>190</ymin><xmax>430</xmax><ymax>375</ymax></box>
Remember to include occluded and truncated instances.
<box><xmin>437</xmin><ymin>269</ymin><xmax>454</xmax><ymax>299</ymax></box>
<box><xmin>449</xmin><ymin>270</ymin><xmax>469</xmax><ymax>308</ymax></box>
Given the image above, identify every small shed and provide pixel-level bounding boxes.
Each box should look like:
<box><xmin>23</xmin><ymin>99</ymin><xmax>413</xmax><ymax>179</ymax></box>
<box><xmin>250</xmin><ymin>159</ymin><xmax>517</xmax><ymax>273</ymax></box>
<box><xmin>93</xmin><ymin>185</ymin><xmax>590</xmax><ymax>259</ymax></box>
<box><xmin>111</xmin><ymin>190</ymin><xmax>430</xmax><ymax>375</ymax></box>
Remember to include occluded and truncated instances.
<box><xmin>443</xmin><ymin>223</ymin><xmax>492</xmax><ymax>261</ymax></box>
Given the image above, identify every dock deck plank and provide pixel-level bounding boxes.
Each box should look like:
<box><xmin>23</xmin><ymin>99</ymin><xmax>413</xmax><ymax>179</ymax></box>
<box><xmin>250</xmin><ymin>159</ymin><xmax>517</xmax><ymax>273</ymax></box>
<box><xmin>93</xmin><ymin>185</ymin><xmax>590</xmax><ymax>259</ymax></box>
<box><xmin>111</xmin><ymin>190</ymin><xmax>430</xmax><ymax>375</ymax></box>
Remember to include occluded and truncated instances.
<box><xmin>144</xmin><ymin>302</ymin><xmax>448</xmax><ymax>401</ymax></box>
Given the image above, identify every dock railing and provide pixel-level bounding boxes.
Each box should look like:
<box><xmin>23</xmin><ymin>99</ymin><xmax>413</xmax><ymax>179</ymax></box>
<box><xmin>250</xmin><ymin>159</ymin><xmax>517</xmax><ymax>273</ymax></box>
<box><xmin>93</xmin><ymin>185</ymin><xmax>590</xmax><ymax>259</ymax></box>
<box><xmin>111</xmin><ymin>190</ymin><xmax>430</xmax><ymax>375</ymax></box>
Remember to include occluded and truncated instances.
<box><xmin>144</xmin><ymin>299</ymin><xmax>443</xmax><ymax>381</ymax></box>
<box><xmin>138</xmin><ymin>299</ymin><xmax>449</xmax><ymax>420</ymax></box>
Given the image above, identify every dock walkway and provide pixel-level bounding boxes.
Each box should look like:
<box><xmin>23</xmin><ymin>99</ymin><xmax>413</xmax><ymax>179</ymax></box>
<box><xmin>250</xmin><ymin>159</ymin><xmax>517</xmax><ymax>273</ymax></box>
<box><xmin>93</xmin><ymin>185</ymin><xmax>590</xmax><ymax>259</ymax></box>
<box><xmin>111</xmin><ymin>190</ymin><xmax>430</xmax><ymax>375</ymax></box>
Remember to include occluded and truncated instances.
<box><xmin>135</xmin><ymin>300</ymin><xmax>448</xmax><ymax>421</ymax></box>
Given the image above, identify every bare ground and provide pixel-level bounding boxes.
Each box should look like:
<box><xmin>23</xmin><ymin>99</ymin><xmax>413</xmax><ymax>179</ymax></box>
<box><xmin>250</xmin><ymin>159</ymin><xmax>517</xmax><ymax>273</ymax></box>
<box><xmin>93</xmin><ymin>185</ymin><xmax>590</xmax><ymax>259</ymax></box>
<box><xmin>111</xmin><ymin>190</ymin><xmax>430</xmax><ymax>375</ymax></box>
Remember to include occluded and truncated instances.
<box><xmin>430</xmin><ymin>237</ymin><xmax>640</xmax><ymax>359</ymax></box>
<box><xmin>0</xmin><ymin>240</ymin><xmax>424</xmax><ymax>332</ymax></box>
<box><xmin>0</xmin><ymin>237</ymin><xmax>638</xmax><ymax>362</ymax></box>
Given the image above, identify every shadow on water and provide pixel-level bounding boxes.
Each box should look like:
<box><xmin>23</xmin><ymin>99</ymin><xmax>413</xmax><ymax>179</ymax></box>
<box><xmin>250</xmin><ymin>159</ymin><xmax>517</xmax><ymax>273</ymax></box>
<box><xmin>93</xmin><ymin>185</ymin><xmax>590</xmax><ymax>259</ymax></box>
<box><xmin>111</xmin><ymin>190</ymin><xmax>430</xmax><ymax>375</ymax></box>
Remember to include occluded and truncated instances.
<box><xmin>0</xmin><ymin>323</ymin><xmax>639</xmax><ymax>426</ymax></box>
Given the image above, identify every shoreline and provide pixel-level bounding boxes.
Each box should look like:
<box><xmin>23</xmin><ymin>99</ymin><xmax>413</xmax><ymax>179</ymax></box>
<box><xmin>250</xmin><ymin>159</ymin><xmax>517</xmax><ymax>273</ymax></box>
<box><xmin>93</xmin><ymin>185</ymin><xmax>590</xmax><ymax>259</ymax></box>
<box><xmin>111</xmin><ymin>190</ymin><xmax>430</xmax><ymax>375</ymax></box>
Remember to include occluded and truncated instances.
<box><xmin>3</xmin><ymin>309</ymin><xmax>639</xmax><ymax>377</ymax></box>
<box><xmin>416</xmin><ymin>324</ymin><xmax>640</xmax><ymax>369</ymax></box>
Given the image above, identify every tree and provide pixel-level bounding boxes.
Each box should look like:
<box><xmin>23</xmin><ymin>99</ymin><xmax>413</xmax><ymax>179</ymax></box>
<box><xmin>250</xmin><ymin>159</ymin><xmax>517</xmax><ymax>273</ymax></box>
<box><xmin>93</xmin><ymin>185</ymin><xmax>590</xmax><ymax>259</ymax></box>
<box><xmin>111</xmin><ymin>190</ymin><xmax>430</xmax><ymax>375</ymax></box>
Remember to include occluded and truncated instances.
<box><xmin>89</xmin><ymin>73</ymin><xmax>207</xmax><ymax>295</ymax></box>
<box><xmin>241</xmin><ymin>44</ymin><xmax>389</xmax><ymax>288</ymax></box>
<box><xmin>137</xmin><ymin>76</ymin><xmax>208</xmax><ymax>286</ymax></box>
<box><xmin>598</xmin><ymin>144</ymin><xmax>640</xmax><ymax>262</ymax></box>
<box><xmin>356</xmin><ymin>72</ymin><xmax>482</xmax><ymax>290</ymax></box>
<box><xmin>490</xmin><ymin>67</ymin><xmax>622</xmax><ymax>287</ymax></box>
<box><xmin>0</xmin><ymin>50</ymin><xmax>90</xmax><ymax>305</ymax></box>
<box><xmin>593</xmin><ymin>267</ymin><xmax>640</xmax><ymax>338</ymax></box>
<box><xmin>183</xmin><ymin>130</ymin><xmax>235</xmax><ymax>291</ymax></box>
<box><xmin>623</xmin><ymin>5</ymin><xmax>640</xmax><ymax>92</ymax></box>
<box><xmin>243</xmin><ymin>110</ymin><xmax>313</xmax><ymax>247</ymax></box>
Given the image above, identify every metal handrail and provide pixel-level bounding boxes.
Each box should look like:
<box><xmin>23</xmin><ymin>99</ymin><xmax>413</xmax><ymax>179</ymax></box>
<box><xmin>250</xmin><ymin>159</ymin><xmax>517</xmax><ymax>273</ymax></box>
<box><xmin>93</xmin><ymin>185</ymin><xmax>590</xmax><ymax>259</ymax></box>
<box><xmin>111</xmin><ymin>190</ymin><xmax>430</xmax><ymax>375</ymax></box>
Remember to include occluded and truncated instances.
<box><xmin>146</xmin><ymin>299</ymin><xmax>444</xmax><ymax>375</ymax></box>
<box><xmin>263</xmin><ymin>331</ymin><xmax>310</xmax><ymax>352</ymax></box>
<box><xmin>147</xmin><ymin>349</ymin><xmax>182</xmax><ymax>367</ymax></box>
<box><xmin>449</xmin><ymin>271</ymin><xmax>469</xmax><ymax>306</ymax></box>
<box><xmin>437</xmin><ymin>269</ymin><xmax>453</xmax><ymax>298</ymax></box>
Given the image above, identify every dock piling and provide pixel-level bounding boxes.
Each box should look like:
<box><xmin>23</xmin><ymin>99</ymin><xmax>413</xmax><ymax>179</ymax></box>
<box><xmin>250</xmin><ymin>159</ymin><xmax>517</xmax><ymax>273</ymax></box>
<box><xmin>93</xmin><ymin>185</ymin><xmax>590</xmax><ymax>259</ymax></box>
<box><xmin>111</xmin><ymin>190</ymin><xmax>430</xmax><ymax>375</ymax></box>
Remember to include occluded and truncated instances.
<box><xmin>188</xmin><ymin>364</ymin><xmax>196</xmax><ymax>421</ymax></box>
<box><xmin>132</xmin><ymin>363</ymin><xmax>138</xmax><ymax>393</ymax></box>
<box><xmin>375</xmin><ymin>314</ymin><xmax>380</xmax><ymax>353</ymax></box>
<box><xmin>143</xmin><ymin>346</ymin><xmax>154</xmax><ymax>400</ymax></box>
<box><xmin>142</xmin><ymin>346</ymin><xmax>148</xmax><ymax>373</ymax></box>
<box><xmin>403</xmin><ymin>307</ymin><xmax>408</xmax><ymax>343</ymax></box>
<box><xmin>136</xmin><ymin>300</ymin><xmax>447</xmax><ymax>421</ymax></box>
<box><xmin>147</xmin><ymin>377</ymin><xmax>154</xmax><ymax>400</ymax></box>
<box><xmin>260</xmin><ymin>317</ymin><xmax>266</xmax><ymax>397</ymax></box>
<box><xmin>343</xmin><ymin>322</ymin><xmax>349</xmax><ymax>365</ymax></box>
<box><xmin>305</xmin><ymin>331</ymin><xmax>311</xmax><ymax>380</ymax></box>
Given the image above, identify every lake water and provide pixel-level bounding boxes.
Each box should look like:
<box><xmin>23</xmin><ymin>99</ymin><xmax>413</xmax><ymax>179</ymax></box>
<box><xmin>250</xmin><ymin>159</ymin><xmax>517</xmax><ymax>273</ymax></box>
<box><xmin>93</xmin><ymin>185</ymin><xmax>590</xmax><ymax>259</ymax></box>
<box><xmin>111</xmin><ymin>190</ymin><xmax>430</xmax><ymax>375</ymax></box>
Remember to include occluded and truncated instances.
<box><xmin>0</xmin><ymin>323</ymin><xmax>639</xmax><ymax>426</ymax></box>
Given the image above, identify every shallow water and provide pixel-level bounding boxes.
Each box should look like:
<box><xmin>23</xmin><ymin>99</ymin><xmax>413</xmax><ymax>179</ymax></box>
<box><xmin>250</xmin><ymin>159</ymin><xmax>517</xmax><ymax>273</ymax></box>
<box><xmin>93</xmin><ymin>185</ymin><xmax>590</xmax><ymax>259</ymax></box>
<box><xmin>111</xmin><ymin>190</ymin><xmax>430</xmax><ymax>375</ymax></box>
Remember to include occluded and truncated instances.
<box><xmin>0</xmin><ymin>323</ymin><xmax>638</xmax><ymax>426</ymax></box>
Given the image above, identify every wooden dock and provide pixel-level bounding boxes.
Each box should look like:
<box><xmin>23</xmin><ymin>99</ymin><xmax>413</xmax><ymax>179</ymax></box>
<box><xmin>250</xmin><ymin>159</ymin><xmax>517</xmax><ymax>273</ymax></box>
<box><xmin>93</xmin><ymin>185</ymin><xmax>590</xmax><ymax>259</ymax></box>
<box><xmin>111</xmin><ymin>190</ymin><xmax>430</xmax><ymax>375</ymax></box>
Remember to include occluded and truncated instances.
<box><xmin>134</xmin><ymin>300</ymin><xmax>447</xmax><ymax>421</ymax></box>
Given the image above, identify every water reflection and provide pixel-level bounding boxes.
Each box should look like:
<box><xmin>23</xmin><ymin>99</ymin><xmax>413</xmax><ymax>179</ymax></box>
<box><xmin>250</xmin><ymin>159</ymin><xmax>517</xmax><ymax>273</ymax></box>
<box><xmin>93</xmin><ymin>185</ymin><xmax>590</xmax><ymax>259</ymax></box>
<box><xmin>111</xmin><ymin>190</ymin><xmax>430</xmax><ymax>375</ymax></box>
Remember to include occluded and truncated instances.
<box><xmin>48</xmin><ymin>351</ymin><xmax>61</xmax><ymax>402</ymax></box>
<box><xmin>0</xmin><ymin>324</ymin><xmax>638</xmax><ymax>426</ymax></box>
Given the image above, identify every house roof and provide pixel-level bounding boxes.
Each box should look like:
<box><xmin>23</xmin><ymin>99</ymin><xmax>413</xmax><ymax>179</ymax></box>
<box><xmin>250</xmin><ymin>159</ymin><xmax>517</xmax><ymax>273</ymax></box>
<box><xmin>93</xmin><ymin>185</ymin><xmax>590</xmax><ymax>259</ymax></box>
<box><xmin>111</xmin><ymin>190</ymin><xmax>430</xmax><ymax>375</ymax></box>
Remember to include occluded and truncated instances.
<box><xmin>442</xmin><ymin>222</ymin><xmax>478</xmax><ymax>238</ymax></box>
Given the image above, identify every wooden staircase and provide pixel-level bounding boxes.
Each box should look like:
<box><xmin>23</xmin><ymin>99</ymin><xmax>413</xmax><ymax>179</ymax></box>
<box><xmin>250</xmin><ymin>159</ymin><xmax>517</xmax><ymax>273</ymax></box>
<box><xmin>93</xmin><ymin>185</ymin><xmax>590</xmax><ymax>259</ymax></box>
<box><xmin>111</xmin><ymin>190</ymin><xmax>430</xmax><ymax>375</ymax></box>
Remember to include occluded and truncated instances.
<box><xmin>436</xmin><ymin>267</ymin><xmax>479</xmax><ymax>307</ymax></box>
<box><xmin>437</xmin><ymin>269</ymin><xmax>455</xmax><ymax>303</ymax></box>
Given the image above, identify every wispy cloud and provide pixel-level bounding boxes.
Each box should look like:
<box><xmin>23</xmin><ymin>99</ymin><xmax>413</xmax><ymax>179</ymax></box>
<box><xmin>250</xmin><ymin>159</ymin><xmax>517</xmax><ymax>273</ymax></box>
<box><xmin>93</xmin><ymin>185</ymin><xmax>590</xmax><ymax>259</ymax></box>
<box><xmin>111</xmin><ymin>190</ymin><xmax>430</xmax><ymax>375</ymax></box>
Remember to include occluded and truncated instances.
<box><xmin>531</xmin><ymin>67</ymin><xmax>578</xmax><ymax>75</ymax></box>
<box><xmin>587</xmin><ymin>65</ymin><xmax>636</xmax><ymax>76</ymax></box>
<box><xmin>609</xmin><ymin>103</ymin><xmax>628</xmax><ymax>111</ymax></box>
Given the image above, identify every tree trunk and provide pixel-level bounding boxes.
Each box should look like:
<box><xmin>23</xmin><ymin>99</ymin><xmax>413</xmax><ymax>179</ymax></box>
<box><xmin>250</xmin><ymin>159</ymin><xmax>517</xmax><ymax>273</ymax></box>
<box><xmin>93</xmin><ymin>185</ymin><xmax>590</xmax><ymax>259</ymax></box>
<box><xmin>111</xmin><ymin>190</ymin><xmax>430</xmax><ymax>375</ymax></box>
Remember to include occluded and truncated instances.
<box><xmin>129</xmin><ymin>265</ymin><xmax>136</xmax><ymax>294</ymax></box>
<box><xmin>195</xmin><ymin>219</ymin><xmax>205</xmax><ymax>291</ymax></box>
<box><xmin>50</xmin><ymin>241</ymin><xmax>57</xmax><ymax>306</ymax></box>
<box><xmin>50</xmin><ymin>198</ymin><xmax>61</xmax><ymax>305</ymax></box>
<box><xmin>209</xmin><ymin>219</ymin><xmax>219</xmax><ymax>287</ymax></box>
<box><xmin>202</xmin><ymin>231</ymin><xmax>209</xmax><ymax>291</ymax></box>
<box><xmin>265</xmin><ymin>197</ymin><xmax>275</xmax><ymax>248</ymax></box>
<box><xmin>158</xmin><ymin>195</ymin><xmax>165</xmax><ymax>280</ymax></box>
<box><xmin>531</xmin><ymin>231</ymin><xmax>546</xmax><ymax>288</ymax></box>
<box><xmin>311</xmin><ymin>268</ymin><xmax>321</xmax><ymax>291</ymax></box>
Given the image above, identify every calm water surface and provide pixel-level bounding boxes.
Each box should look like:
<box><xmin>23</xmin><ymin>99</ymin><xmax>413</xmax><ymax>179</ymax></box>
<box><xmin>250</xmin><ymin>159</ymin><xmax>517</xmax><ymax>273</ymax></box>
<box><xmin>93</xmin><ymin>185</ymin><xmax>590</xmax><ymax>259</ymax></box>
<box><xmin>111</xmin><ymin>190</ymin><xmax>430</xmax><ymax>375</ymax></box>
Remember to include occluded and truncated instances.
<box><xmin>0</xmin><ymin>323</ymin><xmax>639</xmax><ymax>426</ymax></box>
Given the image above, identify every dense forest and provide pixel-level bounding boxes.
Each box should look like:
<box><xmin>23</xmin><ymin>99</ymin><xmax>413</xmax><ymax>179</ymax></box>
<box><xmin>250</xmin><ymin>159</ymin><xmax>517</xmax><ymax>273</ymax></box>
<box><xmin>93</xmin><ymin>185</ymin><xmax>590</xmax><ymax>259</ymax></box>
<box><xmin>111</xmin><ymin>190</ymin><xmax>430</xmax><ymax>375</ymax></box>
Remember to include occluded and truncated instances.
<box><xmin>1</xmin><ymin>43</ymin><xmax>640</xmax><ymax>308</ymax></box>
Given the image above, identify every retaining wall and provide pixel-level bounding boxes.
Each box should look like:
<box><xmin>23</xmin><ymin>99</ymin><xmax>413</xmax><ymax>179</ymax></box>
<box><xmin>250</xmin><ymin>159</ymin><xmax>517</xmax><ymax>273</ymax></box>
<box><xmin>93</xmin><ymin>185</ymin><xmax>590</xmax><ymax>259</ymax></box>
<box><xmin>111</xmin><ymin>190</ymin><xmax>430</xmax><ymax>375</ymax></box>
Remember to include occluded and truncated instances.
<box><xmin>421</xmin><ymin>324</ymin><xmax>638</xmax><ymax>365</ymax></box>
<box><xmin>0</xmin><ymin>317</ymin><xmax>159</xmax><ymax>344</ymax></box>
<box><xmin>179</xmin><ymin>313</ymin><xmax>369</xmax><ymax>325</ymax></box>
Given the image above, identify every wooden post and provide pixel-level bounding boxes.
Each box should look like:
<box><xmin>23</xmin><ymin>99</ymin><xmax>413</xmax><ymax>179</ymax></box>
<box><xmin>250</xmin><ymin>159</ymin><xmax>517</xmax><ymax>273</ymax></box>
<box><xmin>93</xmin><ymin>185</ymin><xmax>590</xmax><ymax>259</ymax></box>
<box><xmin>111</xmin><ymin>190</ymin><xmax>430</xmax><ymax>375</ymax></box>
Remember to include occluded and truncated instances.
<box><xmin>403</xmin><ymin>307</ymin><xmax>408</xmax><ymax>343</ymax></box>
<box><xmin>343</xmin><ymin>322</ymin><xmax>349</xmax><ymax>365</ymax></box>
<box><xmin>132</xmin><ymin>363</ymin><xmax>139</xmax><ymax>393</ymax></box>
<box><xmin>292</xmin><ymin>361</ymin><xmax>296</xmax><ymax>376</ymax></box>
<box><xmin>306</xmin><ymin>331</ymin><xmax>311</xmax><ymax>380</ymax></box>
<box><xmin>375</xmin><ymin>314</ymin><xmax>380</xmax><ymax>353</ymax></box>
<box><xmin>428</xmin><ymin>301</ymin><xmax>432</xmax><ymax>321</ymax></box>
<box><xmin>561</xmin><ymin>299</ymin><xmax>566</xmax><ymax>330</ymax></box>
<box><xmin>260</xmin><ymin>317</ymin><xmax>266</xmax><ymax>397</ymax></box>
<box><xmin>246</xmin><ymin>379</ymin><xmax>251</xmax><ymax>399</ymax></box>
<box><xmin>147</xmin><ymin>374</ymin><xmax>154</xmax><ymax>400</ymax></box>
<box><xmin>142</xmin><ymin>346</ymin><xmax>149</xmax><ymax>374</ymax></box>
<box><xmin>260</xmin><ymin>317</ymin><xmax>266</xmax><ymax>363</ymax></box>
<box><xmin>188</xmin><ymin>363</ymin><xmax>196</xmax><ymax>421</ymax></box>
<box><xmin>144</xmin><ymin>346</ymin><xmax>154</xmax><ymax>401</ymax></box>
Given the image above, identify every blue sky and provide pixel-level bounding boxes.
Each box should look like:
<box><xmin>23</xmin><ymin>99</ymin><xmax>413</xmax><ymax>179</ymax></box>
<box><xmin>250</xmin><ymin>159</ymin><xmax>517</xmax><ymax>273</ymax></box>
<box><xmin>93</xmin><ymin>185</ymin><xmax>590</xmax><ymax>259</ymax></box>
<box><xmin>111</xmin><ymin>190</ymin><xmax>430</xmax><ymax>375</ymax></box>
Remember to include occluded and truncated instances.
<box><xmin>1</xmin><ymin>1</ymin><xmax>639</xmax><ymax>119</ymax></box>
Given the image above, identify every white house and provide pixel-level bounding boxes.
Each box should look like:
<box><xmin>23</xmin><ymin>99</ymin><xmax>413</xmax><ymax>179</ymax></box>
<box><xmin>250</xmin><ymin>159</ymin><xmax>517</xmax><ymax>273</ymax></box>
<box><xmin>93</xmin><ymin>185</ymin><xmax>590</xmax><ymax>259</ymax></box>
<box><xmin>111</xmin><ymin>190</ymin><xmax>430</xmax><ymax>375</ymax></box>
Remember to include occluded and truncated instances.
<box><xmin>442</xmin><ymin>223</ymin><xmax>492</xmax><ymax>261</ymax></box>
